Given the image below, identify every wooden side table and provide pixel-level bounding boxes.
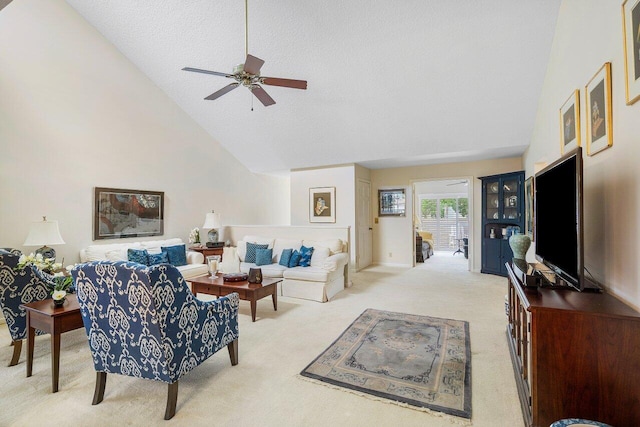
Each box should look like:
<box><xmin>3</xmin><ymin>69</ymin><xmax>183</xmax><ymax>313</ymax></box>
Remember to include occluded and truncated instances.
<box><xmin>189</xmin><ymin>246</ymin><xmax>224</xmax><ymax>263</ymax></box>
<box><xmin>22</xmin><ymin>294</ymin><xmax>84</xmax><ymax>392</ymax></box>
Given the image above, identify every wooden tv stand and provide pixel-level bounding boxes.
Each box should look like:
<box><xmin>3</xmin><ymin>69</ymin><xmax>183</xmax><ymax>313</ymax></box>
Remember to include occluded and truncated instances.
<box><xmin>506</xmin><ymin>262</ymin><xmax>640</xmax><ymax>427</ymax></box>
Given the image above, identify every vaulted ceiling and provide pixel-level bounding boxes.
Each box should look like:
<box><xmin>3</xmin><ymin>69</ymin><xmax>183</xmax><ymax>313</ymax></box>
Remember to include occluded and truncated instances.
<box><xmin>65</xmin><ymin>1</ymin><xmax>560</xmax><ymax>174</ymax></box>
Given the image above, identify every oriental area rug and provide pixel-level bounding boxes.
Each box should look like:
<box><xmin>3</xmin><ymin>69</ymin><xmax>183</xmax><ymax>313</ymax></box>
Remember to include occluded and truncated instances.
<box><xmin>300</xmin><ymin>309</ymin><xmax>471</xmax><ymax>419</ymax></box>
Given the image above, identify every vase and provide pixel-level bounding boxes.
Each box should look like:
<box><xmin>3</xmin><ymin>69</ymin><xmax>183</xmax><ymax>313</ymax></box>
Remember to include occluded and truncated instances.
<box><xmin>509</xmin><ymin>232</ymin><xmax>531</xmax><ymax>260</ymax></box>
<box><xmin>53</xmin><ymin>298</ymin><xmax>65</xmax><ymax>307</ymax></box>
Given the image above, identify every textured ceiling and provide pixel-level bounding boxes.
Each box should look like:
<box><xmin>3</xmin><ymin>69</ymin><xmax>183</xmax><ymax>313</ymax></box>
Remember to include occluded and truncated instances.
<box><xmin>65</xmin><ymin>0</ymin><xmax>559</xmax><ymax>174</ymax></box>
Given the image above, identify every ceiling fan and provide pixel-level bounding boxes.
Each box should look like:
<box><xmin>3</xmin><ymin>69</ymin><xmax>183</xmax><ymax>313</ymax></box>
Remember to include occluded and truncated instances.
<box><xmin>182</xmin><ymin>0</ymin><xmax>307</xmax><ymax>107</ymax></box>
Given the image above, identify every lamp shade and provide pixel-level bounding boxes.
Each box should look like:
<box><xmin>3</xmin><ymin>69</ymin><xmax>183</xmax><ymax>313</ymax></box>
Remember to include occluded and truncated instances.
<box><xmin>202</xmin><ymin>212</ymin><xmax>221</xmax><ymax>230</ymax></box>
<box><xmin>23</xmin><ymin>217</ymin><xmax>65</xmax><ymax>246</ymax></box>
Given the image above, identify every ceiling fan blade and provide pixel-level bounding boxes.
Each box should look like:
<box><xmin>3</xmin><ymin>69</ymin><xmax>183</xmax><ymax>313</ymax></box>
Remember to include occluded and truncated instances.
<box><xmin>205</xmin><ymin>83</ymin><xmax>239</xmax><ymax>100</ymax></box>
<box><xmin>182</xmin><ymin>67</ymin><xmax>231</xmax><ymax>78</ymax></box>
<box><xmin>261</xmin><ymin>77</ymin><xmax>307</xmax><ymax>90</ymax></box>
<box><xmin>244</xmin><ymin>54</ymin><xmax>265</xmax><ymax>75</ymax></box>
<box><xmin>251</xmin><ymin>85</ymin><xmax>276</xmax><ymax>106</ymax></box>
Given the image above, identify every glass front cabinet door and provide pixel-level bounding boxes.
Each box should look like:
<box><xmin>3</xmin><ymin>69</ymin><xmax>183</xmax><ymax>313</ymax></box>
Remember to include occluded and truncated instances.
<box><xmin>479</xmin><ymin>171</ymin><xmax>524</xmax><ymax>276</ymax></box>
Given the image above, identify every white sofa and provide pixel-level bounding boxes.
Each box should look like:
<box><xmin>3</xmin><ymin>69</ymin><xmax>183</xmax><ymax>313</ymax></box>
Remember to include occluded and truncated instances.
<box><xmin>234</xmin><ymin>235</ymin><xmax>349</xmax><ymax>302</ymax></box>
<box><xmin>79</xmin><ymin>238</ymin><xmax>208</xmax><ymax>280</ymax></box>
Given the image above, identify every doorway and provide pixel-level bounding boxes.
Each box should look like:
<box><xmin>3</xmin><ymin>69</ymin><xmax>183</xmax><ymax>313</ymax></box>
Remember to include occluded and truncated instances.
<box><xmin>413</xmin><ymin>178</ymin><xmax>473</xmax><ymax>271</ymax></box>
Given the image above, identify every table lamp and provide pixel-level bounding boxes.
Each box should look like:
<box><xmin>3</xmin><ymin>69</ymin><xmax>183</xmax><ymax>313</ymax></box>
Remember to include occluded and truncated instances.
<box><xmin>23</xmin><ymin>216</ymin><xmax>65</xmax><ymax>260</ymax></box>
<box><xmin>202</xmin><ymin>211</ymin><xmax>221</xmax><ymax>248</ymax></box>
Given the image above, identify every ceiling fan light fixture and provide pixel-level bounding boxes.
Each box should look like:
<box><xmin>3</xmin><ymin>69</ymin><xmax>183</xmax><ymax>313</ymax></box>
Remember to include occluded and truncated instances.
<box><xmin>182</xmin><ymin>1</ymin><xmax>307</xmax><ymax>107</ymax></box>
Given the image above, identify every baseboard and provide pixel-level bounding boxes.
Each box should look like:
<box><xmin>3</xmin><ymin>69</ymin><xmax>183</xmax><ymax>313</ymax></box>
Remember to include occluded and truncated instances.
<box><xmin>374</xmin><ymin>262</ymin><xmax>412</xmax><ymax>268</ymax></box>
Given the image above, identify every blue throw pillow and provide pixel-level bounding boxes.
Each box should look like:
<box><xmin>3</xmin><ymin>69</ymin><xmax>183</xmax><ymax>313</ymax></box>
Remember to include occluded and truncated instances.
<box><xmin>279</xmin><ymin>248</ymin><xmax>293</xmax><ymax>267</ymax></box>
<box><xmin>148</xmin><ymin>252</ymin><xmax>169</xmax><ymax>266</ymax></box>
<box><xmin>298</xmin><ymin>245</ymin><xmax>314</xmax><ymax>267</ymax></box>
<box><xmin>288</xmin><ymin>250</ymin><xmax>301</xmax><ymax>268</ymax></box>
<box><xmin>245</xmin><ymin>242</ymin><xmax>269</xmax><ymax>264</ymax></box>
<box><xmin>127</xmin><ymin>248</ymin><xmax>149</xmax><ymax>265</ymax></box>
<box><xmin>255</xmin><ymin>248</ymin><xmax>273</xmax><ymax>266</ymax></box>
<box><xmin>161</xmin><ymin>244</ymin><xmax>187</xmax><ymax>267</ymax></box>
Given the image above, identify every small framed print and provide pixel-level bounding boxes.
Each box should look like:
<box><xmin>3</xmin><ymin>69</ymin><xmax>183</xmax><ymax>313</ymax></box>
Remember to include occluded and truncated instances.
<box><xmin>309</xmin><ymin>187</ymin><xmax>336</xmax><ymax>223</ymax></box>
<box><xmin>378</xmin><ymin>188</ymin><xmax>406</xmax><ymax>217</ymax></box>
<box><xmin>622</xmin><ymin>0</ymin><xmax>640</xmax><ymax>105</ymax></box>
<box><xmin>585</xmin><ymin>62</ymin><xmax>613</xmax><ymax>156</ymax></box>
<box><xmin>559</xmin><ymin>90</ymin><xmax>580</xmax><ymax>155</ymax></box>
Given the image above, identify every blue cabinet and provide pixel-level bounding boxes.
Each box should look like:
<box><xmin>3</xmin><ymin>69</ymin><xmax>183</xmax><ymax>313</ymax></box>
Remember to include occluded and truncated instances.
<box><xmin>480</xmin><ymin>171</ymin><xmax>524</xmax><ymax>276</ymax></box>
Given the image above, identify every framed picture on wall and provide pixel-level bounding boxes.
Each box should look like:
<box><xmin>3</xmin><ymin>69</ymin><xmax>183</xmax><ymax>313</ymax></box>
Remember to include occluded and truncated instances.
<box><xmin>622</xmin><ymin>0</ymin><xmax>640</xmax><ymax>105</ymax></box>
<box><xmin>524</xmin><ymin>176</ymin><xmax>534</xmax><ymax>240</ymax></box>
<box><xmin>585</xmin><ymin>62</ymin><xmax>613</xmax><ymax>156</ymax></box>
<box><xmin>378</xmin><ymin>188</ymin><xmax>406</xmax><ymax>217</ymax></box>
<box><xmin>559</xmin><ymin>89</ymin><xmax>580</xmax><ymax>155</ymax></box>
<box><xmin>309</xmin><ymin>187</ymin><xmax>336</xmax><ymax>223</ymax></box>
<box><xmin>94</xmin><ymin>187</ymin><xmax>164</xmax><ymax>240</ymax></box>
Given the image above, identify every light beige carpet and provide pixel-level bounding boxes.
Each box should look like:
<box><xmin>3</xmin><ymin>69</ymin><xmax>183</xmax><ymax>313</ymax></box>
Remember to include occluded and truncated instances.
<box><xmin>0</xmin><ymin>253</ymin><xmax>522</xmax><ymax>426</ymax></box>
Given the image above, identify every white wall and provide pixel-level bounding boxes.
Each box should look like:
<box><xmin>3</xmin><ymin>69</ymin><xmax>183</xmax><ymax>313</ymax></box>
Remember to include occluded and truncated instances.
<box><xmin>525</xmin><ymin>0</ymin><xmax>640</xmax><ymax>308</ymax></box>
<box><xmin>0</xmin><ymin>0</ymin><xmax>289</xmax><ymax>264</ymax></box>
<box><xmin>371</xmin><ymin>158</ymin><xmax>523</xmax><ymax>270</ymax></box>
<box><xmin>290</xmin><ymin>165</ymin><xmax>356</xmax><ymax>264</ymax></box>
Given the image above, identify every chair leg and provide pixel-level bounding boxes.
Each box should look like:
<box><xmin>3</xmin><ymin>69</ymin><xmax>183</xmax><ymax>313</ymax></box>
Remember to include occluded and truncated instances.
<box><xmin>227</xmin><ymin>339</ymin><xmax>238</xmax><ymax>366</ymax></box>
<box><xmin>92</xmin><ymin>372</ymin><xmax>107</xmax><ymax>405</ymax></box>
<box><xmin>8</xmin><ymin>340</ymin><xmax>22</xmax><ymax>366</ymax></box>
<box><xmin>165</xmin><ymin>381</ymin><xmax>178</xmax><ymax>420</ymax></box>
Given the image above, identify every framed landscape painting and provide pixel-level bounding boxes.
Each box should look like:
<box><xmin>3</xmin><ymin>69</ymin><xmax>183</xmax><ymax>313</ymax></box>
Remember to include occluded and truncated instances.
<box><xmin>559</xmin><ymin>90</ymin><xmax>580</xmax><ymax>155</ymax></box>
<box><xmin>94</xmin><ymin>187</ymin><xmax>164</xmax><ymax>240</ymax></box>
<box><xmin>585</xmin><ymin>62</ymin><xmax>613</xmax><ymax>156</ymax></box>
<box><xmin>309</xmin><ymin>187</ymin><xmax>336</xmax><ymax>223</ymax></box>
<box><xmin>622</xmin><ymin>0</ymin><xmax>640</xmax><ymax>105</ymax></box>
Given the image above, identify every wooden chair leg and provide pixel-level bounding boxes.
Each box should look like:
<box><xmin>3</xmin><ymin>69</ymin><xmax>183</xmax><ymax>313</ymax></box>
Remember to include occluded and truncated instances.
<box><xmin>8</xmin><ymin>340</ymin><xmax>22</xmax><ymax>366</ymax></box>
<box><xmin>227</xmin><ymin>339</ymin><xmax>238</xmax><ymax>366</ymax></box>
<box><xmin>92</xmin><ymin>372</ymin><xmax>107</xmax><ymax>405</ymax></box>
<box><xmin>165</xmin><ymin>381</ymin><xmax>178</xmax><ymax>420</ymax></box>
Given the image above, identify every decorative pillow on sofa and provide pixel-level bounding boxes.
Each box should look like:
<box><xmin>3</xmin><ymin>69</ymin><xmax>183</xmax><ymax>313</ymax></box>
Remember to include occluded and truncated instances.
<box><xmin>245</xmin><ymin>242</ymin><xmax>268</xmax><ymax>264</ymax></box>
<box><xmin>127</xmin><ymin>248</ymin><xmax>149</xmax><ymax>265</ymax></box>
<box><xmin>310</xmin><ymin>246</ymin><xmax>331</xmax><ymax>268</ymax></box>
<box><xmin>279</xmin><ymin>249</ymin><xmax>293</xmax><ymax>267</ymax></box>
<box><xmin>148</xmin><ymin>251</ymin><xmax>169</xmax><ymax>266</ymax></box>
<box><xmin>298</xmin><ymin>245</ymin><xmax>314</xmax><ymax>267</ymax></box>
<box><xmin>288</xmin><ymin>250</ymin><xmax>301</xmax><ymax>268</ymax></box>
<box><xmin>255</xmin><ymin>248</ymin><xmax>273</xmax><ymax>266</ymax></box>
<box><xmin>161</xmin><ymin>244</ymin><xmax>187</xmax><ymax>267</ymax></box>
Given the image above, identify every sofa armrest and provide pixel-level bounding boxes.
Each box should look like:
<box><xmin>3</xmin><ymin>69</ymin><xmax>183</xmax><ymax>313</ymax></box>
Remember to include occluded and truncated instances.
<box><xmin>186</xmin><ymin>250</ymin><xmax>204</xmax><ymax>264</ymax></box>
<box><xmin>322</xmin><ymin>252</ymin><xmax>349</xmax><ymax>272</ymax></box>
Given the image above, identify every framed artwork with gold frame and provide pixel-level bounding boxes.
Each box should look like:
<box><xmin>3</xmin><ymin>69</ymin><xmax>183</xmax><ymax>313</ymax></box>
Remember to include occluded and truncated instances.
<box><xmin>309</xmin><ymin>187</ymin><xmax>336</xmax><ymax>223</ymax></box>
<box><xmin>524</xmin><ymin>176</ymin><xmax>534</xmax><ymax>240</ymax></box>
<box><xmin>559</xmin><ymin>90</ymin><xmax>580</xmax><ymax>155</ymax></box>
<box><xmin>585</xmin><ymin>62</ymin><xmax>613</xmax><ymax>156</ymax></box>
<box><xmin>622</xmin><ymin>0</ymin><xmax>640</xmax><ymax>105</ymax></box>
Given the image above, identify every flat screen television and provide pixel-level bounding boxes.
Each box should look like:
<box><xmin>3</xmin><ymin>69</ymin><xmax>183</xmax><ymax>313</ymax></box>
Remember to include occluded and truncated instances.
<box><xmin>534</xmin><ymin>147</ymin><xmax>585</xmax><ymax>290</ymax></box>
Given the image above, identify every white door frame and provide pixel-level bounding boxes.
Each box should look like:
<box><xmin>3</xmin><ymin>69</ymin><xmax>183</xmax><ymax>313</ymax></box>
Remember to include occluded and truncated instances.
<box><xmin>411</xmin><ymin>177</ymin><xmax>474</xmax><ymax>271</ymax></box>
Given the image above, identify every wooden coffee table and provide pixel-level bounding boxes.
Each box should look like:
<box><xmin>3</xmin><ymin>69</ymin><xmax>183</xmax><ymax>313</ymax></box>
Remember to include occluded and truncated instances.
<box><xmin>190</xmin><ymin>274</ymin><xmax>281</xmax><ymax>322</ymax></box>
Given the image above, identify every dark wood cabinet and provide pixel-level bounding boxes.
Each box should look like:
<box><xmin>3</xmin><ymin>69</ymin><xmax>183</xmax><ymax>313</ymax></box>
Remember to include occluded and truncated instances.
<box><xmin>479</xmin><ymin>171</ymin><xmax>524</xmax><ymax>276</ymax></box>
<box><xmin>506</xmin><ymin>263</ymin><xmax>640</xmax><ymax>427</ymax></box>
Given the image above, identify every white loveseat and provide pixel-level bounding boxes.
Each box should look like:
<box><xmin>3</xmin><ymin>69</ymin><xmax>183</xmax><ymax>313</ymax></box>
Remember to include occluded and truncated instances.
<box><xmin>79</xmin><ymin>238</ymin><xmax>208</xmax><ymax>280</ymax></box>
<box><xmin>234</xmin><ymin>235</ymin><xmax>349</xmax><ymax>302</ymax></box>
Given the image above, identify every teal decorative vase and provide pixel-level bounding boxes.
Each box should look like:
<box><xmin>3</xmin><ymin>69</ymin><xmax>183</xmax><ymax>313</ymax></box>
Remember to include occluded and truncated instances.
<box><xmin>509</xmin><ymin>232</ymin><xmax>531</xmax><ymax>260</ymax></box>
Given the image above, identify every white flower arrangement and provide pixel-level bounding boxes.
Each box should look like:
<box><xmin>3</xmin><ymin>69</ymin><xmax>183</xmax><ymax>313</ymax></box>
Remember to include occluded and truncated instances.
<box><xmin>52</xmin><ymin>289</ymin><xmax>67</xmax><ymax>301</ymax></box>
<box><xmin>189</xmin><ymin>227</ymin><xmax>200</xmax><ymax>244</ymax></box>
<box><xmin>16</xmin><ymin>253</ymin><xmax>62</xmax><ymax>274</ymax></box>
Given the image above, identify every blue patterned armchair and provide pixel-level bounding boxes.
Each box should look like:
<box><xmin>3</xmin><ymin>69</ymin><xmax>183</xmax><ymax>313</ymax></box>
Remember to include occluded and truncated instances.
<box><xmin>71</xmin><ymin>261</ymin><xmax>239</xmax><ymax>420</ymax></box>
<box><xmin>0</xmin><ymin>249</ymin><xmax>54</xmax><ymax>366</ymax></box>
